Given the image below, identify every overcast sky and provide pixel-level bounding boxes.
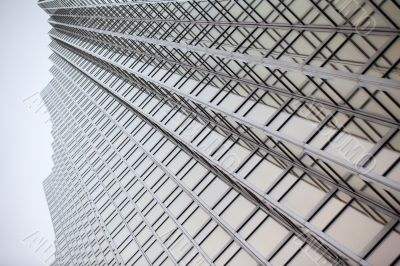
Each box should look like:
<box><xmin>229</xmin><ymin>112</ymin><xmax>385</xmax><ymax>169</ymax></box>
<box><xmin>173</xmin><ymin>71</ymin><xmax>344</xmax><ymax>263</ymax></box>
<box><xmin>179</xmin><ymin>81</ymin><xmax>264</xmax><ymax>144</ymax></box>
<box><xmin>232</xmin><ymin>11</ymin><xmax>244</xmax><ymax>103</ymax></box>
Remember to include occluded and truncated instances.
<box><xmin>0</xmin><ymin>1</ymin><xmax>55</xmax><ymax>265</ymax></box>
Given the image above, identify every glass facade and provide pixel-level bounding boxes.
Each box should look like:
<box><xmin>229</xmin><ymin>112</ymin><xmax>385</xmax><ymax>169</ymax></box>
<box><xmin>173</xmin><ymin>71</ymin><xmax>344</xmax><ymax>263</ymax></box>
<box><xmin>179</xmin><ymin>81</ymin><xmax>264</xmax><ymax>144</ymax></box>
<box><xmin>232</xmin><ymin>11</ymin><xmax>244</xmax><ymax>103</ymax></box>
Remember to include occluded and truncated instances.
<box><xmin>39</xmin><ymin>0</ymin><xmax>400</xmax><ymax>265</ymax></box>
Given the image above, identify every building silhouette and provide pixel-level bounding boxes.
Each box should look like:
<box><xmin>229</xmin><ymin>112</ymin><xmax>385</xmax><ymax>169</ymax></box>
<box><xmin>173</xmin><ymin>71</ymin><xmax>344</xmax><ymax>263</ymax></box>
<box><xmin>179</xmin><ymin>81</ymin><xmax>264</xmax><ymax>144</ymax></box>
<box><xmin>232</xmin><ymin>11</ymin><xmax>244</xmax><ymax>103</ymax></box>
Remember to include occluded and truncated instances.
<box><xmin>39</xmin><ymin>0</ymin><xmax>400</xmax><ymax>265</ymax></box>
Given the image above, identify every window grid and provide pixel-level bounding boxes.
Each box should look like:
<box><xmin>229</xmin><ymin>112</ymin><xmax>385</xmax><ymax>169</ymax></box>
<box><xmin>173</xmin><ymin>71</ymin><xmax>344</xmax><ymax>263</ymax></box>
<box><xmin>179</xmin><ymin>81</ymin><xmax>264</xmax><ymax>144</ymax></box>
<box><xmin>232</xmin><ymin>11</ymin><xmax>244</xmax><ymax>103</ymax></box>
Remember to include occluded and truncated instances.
<box><xmin>40</xmin><ymin>1</ymin><xmax>400</xmax><ymax>265</ymax></box>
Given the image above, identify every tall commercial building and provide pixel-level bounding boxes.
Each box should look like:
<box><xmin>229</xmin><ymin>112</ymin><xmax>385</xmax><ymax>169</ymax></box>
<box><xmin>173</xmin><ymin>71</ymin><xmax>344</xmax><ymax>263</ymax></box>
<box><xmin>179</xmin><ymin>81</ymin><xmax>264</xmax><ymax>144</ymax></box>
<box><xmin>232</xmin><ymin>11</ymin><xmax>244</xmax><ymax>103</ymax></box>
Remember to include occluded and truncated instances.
<box><xmin>39</xmin><ymin>0</ymin><xmax>400</xmax><ymax>265</ymax></box>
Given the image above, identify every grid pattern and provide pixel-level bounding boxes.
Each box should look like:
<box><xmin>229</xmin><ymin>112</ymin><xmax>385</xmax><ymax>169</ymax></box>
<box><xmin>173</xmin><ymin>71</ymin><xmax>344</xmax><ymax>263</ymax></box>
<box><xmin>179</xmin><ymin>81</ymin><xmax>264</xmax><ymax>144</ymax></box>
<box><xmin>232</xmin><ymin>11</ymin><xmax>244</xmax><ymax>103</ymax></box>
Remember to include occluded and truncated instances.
<box><xmin>39</xmin><ymin>0</ymin><xmax>400</xmax><ymax>265</ymax></box>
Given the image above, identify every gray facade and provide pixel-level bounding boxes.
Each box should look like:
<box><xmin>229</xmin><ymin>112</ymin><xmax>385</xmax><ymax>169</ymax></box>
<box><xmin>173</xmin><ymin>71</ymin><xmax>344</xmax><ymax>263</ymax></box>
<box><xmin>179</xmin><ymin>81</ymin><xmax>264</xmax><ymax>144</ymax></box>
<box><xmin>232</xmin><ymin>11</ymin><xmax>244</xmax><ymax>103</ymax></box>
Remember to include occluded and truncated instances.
<box><xmin>39</xmin><ymin>0</ymin><xmax>400</xmax><ymax>265</ymax></box>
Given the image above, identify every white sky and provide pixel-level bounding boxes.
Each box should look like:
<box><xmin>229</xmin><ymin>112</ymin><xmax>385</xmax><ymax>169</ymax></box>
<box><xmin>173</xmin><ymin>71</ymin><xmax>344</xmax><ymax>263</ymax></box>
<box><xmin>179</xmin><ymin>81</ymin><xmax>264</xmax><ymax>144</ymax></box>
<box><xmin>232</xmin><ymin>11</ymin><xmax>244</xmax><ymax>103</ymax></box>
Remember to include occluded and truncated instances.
<box><xmin>0</xmin><ymin>1</ymin><xmax>55</xmax><ymax>265</ymax></box>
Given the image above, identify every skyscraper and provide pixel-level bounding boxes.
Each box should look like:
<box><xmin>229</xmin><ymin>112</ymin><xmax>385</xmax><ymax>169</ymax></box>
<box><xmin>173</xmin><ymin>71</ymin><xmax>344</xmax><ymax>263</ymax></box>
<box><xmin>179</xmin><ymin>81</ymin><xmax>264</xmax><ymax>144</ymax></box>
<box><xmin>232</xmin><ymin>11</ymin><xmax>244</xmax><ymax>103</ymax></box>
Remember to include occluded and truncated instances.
<box><xmin>39</xmin><ymin>0</ymin><xmax>400</xmax><ymax>265</ymax></box>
